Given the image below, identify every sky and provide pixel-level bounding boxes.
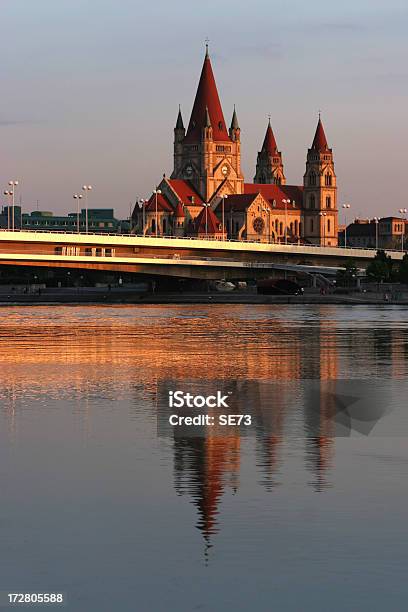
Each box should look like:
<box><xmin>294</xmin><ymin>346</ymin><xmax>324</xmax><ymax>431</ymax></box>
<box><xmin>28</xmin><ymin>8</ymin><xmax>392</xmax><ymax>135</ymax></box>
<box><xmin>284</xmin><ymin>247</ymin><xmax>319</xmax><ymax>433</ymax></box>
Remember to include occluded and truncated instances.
<box><xmin>1</xmin><ymin>0</ymin><xmax>407</xmax><ymax>221</ymax></box>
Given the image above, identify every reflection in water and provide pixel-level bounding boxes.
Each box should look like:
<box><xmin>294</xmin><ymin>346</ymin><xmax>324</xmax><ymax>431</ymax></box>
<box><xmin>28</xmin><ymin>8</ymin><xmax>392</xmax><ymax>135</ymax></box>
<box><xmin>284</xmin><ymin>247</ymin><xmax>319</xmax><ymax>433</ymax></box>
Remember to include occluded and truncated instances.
<box><xmin>1</xmin><ymin>305</ymin><xmax>408</xmax><ymax>551</ymax></box>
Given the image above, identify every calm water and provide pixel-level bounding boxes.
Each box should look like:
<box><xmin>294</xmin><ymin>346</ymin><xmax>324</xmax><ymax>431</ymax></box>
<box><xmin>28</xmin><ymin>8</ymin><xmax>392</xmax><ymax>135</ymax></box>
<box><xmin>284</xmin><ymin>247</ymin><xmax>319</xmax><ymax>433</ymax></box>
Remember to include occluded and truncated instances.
<box><xmin>0</xmin><ymin>304</ymin><xmax>408</xmax><ymax>612</ymax></box>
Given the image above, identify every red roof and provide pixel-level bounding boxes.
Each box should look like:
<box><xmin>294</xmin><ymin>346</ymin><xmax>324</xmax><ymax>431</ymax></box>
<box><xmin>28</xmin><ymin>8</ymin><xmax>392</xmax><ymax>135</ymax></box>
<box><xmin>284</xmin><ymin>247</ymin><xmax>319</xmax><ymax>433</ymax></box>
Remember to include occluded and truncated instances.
<box><xmin>146</xmin><ymin>192</ymin><xmax>173</xmax><ymax>212</ymax></box>
<box><xmin>167</xmin><ymin>179</ymin><xmax>204</xmax><ymax>205</ymax></box>
<box><xmin>215</xmin><ymin>193</ymin><xmax>259</xmax><ymax>212</ymax></box>
<box><xmin>262</xmin><ymin>121</ymin><xmax>278</xmax><ymax>154</ymax></box>
<box><xmin>244</xmin><ymin>183</ymin><xmax>303</xmax><ymax>209</ymax></box>
<box><xmin>174</xmin><ymin>201</ymin><xmax>185</xmax><ymax>217</ymax></box>
<box><xmin>185</xmin><ymin>51</ymin><xmax>230</xmax><ymax>143</ymax></box>
<box><xmin>194</xmin><ymin>206</ymin><xmax>224</xmax><ymax>234</ymax></box>
<box><xmin>311</xmin><ymin>118</ymin><xmax>329</xmax><ymax>152</ymax></box>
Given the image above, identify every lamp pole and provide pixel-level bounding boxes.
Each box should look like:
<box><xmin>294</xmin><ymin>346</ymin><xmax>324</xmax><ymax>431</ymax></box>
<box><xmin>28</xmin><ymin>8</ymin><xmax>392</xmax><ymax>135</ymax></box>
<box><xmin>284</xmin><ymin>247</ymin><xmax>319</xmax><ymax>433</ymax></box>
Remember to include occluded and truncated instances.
<box><xmin>342</xmin><ymin>203</ymin><xmax>351</xmax><ymax>248</ymax></box>
<box><xmin>138</xmin><ymin>199</ymin><xmax>147</xmax><ymax>235</ymax></box>
<box><xmin>319</xmin><ymin>211</ymin><xmax>327</xmax><ymax>245</ymax></box>
<box><xmin>3</xmin><ymin>190</ymin><xmax>11</xmax><ymax>230</ymax></box>
<box><xmin>8</xmin><ymin>181</ymin><xmax>19</xmax><ymax>231</ymax></box>
<box><xmin>221</xmin><ymin>194</ymin><xmax>228</xmax><ymax>241</ymax></box>
<box><xmin>73</xmin><ymin>194</ymin><xmax>83</xmax><ymax>233</ymax></box>
<box><xmin>204</xmin><ymin>203</ymin><xmax>210</xmax><ymax>238</ymax></box>
<box><xmin>82</xmin><ymin>185</ymin><xmax>93</xmax><ymax>233</ymax></box>
<box><xmin>374</xmin><ymin>217</ymin><xmax>379</xmax><ymax>250</ymax></box>
<box><xmin>398</xmin><ymin>208</ymin><xmax>407</xmax><ymax>251</ymax></box>
<box><xmin>153</xmin><ymin>189</ymin><xmax>161</xmax><ymax>237</ymax></box>
<box><xmin>282</xmin><ymin>199</ymin><xmax>290</xmax><ymax>245</ymax></box>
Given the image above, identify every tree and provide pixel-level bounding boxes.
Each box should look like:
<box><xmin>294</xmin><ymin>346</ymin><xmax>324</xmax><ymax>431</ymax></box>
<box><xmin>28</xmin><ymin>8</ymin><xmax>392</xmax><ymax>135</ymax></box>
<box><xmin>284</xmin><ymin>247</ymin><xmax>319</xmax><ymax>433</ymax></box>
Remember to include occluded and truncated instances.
<box><xmin>398</xmin><ymin>253</ymin><xmax>408</xmax><ymax>284</ymax></box>
<box><xmin>336</xmin><ymin>259</ymin><xmax>358</xmax><ymax>287</ymax></box>
<box><xmin>366</xmin><ymin>250</ymin><xmax>394</xmax><ymax>283</ymax></box>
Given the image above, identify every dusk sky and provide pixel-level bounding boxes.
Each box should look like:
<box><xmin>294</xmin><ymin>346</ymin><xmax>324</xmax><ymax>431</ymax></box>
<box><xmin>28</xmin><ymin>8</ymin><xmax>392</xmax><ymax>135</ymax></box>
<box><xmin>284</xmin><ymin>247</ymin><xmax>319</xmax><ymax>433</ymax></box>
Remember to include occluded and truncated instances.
<box><xmin>1</xmin><ymin>0</ymin><xmax>407</xmax><ymax>221</ymax></box>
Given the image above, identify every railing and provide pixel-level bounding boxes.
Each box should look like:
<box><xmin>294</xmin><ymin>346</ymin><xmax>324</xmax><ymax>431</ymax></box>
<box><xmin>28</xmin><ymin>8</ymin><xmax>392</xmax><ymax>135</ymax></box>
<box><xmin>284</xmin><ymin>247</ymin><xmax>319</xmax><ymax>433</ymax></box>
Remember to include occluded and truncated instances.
<box><xmin>0</xmin><ymin>227</ymin><xmax>405</xmax><ymax>254</ymax></box>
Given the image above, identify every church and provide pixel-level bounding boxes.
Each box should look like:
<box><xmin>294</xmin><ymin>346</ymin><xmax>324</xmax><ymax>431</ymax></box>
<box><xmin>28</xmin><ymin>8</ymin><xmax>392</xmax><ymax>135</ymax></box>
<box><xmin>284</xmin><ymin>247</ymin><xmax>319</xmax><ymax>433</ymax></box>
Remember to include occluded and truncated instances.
<box><xmin>133</xmin><ymin>46</ymin><xmax>338</xmax><ymax>247</ymax></box>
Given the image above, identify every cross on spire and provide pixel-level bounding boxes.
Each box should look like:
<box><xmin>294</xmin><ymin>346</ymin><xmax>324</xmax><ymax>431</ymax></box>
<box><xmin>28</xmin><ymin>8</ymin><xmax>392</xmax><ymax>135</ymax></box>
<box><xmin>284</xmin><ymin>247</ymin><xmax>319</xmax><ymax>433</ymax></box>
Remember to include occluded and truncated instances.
<box><xmin>205</xmin><ymin>37</ymin><xmax>209</xmax><ymax>56</ymax></box>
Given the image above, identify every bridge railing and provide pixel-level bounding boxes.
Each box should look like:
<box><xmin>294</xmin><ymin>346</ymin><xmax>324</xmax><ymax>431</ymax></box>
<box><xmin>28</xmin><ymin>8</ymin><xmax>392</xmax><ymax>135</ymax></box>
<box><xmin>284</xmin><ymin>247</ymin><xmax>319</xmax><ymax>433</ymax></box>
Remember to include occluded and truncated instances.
<box><xmin>0</xmin><ymin>227</ymin><xmax>406</xmax><ymax>255</ymax></box>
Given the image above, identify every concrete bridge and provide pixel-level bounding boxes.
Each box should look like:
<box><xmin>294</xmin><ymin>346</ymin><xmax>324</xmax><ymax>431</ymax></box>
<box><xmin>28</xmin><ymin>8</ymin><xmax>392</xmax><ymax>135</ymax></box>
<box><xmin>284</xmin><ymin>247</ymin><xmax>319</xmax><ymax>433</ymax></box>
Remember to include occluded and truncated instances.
<box><xmin>0</xmin><ymin>229</ymin><xmax>404</xmax><ymax>280</ymax></box>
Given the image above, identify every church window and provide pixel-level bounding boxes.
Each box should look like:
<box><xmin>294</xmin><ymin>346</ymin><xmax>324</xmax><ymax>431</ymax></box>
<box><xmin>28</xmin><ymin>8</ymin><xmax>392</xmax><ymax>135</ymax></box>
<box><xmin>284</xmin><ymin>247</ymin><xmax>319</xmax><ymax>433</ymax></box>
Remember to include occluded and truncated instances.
<box><xmin>327</xmin><ymin>219</ymin><xmax>331</xmax><ymax>233</ymax></box>
<box><xmin>326</xmin><ymin>196</ymin><xmax>331</xmax><ymax>208</ymax></box>
<box><xmin>275</xmin><ymin>219</ymin><xmax>278</xmax><ymax>230</ymax></box>
<box><xmin>295</xmin><ymin>220</ymin><xmax>299</xmax><ymax>235</ymax></box>
<box><xmin>279</xmin><ymin>222</ymin><xmax>283</xmax><ymax>235</ymax></box>
<box><xmin>325</xmin><ymin>173</ymin><xmax>332</xmax><ymax>186</ymax></box>
<box><xmin>152</xmin><ymin>219</ymin><xmax>156</xmax><ymax>233</ymax></box>
<box><xmin>310</xmin><ymin>219</ymin><xmax>314</xmax><ymax>232</ymax></box>
<box><xmin>310</xmin><ymin>194</ymin><xmax>316</xmax><ymax>209</ymax></box>
<box><xmin>309</xmin><ymin>172</ymin><xmax>316</xmax><ymax>186</ymax></box>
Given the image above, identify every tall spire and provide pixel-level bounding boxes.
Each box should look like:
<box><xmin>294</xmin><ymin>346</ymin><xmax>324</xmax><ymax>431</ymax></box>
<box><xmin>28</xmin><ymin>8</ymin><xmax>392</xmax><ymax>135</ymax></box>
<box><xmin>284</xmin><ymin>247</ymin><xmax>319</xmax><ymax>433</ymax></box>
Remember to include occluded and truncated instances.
<box><xmin>262</xmin><ymin>119</ymin><xmax>278</xmax><ymax>154</ymax></box>
<box><xmin>230</xmin><ymin>105</ymin><xmax>239</xmax><ymax>130</ymax></box>
<box><xmin>204</xmin><ymin>106</ymin><xmax>212</xmax><ymax>128</ymax></box>
<box><xmin>185</xmin><ymin>49</ymin><xmax>229</xmax><ymax>143</ymax></box>
<box><xmin>175</xmin><ymin>105</ymin><xmax>184</xmax><ymax>130</ymax></box>
<box><xmin>311</xmin><ymin>116</ymin><xmax>329</xmax><ymax>152</ymax></box>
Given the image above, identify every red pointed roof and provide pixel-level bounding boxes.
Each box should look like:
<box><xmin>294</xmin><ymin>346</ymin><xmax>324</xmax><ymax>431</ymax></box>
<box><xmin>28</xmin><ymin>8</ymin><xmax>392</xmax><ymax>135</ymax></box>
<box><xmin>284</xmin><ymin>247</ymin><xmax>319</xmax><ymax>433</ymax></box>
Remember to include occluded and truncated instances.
<box><xmin>185</xmin><ymin>51</ymin><xmax>230</xmax><ymax>143</ymax></box>
<box><xmin>311</xmin><ymin>117</ymin><xmax>329</xmax><ymax>152</ymax></box>
<box><xmin>194</xmin><ymin>206</ymin><xmax>225</xmax><ymax>235</ymax></box>
<box><xmin>244</xmin><ymin>183</ymin><xmax>303</xmax><ymax>209</ymax></box>
<box><xmin>167</xmin><ymin>179</ymin><xmax>204</xmax><ymax>205</ymax></box>
<box><xmin>145</xmin><ymin>192</ymin><xmax>173</xmax><ymax>212</ymax></box>
<box><xmin>262</xmin><ymin>121</ymin><xmax>278</xmax><ymax>154</ymax></box>
<box><xmin>174</xmin><ymin>201</ymin><xmax>185</xmax><ymax>217</ymax></box>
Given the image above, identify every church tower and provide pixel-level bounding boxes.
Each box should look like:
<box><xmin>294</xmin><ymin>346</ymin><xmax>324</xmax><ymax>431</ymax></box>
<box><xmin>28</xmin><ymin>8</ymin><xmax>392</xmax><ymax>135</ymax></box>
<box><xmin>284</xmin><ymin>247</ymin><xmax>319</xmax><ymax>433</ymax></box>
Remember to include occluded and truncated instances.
<box><xmin>303</xmin><ymin>117</ymin><xmax>338</xmax><ymax>246</ymax></box>
<box><xmin>170</xmin><ymin>46</ymin><xmax>244</xmax><ymax>202</ymax></box>
<box><xmin>254</xmin><ymin>119</ymin><xmax>286</xmax><ymax>185</ymax></box>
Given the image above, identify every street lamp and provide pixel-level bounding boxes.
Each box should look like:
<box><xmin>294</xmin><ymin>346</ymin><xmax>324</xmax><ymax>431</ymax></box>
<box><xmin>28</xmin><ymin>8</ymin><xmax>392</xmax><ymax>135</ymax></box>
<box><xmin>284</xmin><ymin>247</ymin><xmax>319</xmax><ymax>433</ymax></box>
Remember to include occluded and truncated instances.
<box><xmin>153</xmin><ymin>189</ymin><xmax>161</xmax><ymax>237</ymax></box>
<box><xmin>282</xmin><ymin>199</ymin><xmax>291</xmax><ymax>245</ymax></box>
<box><xmin>373</xmin><ymin>217</ymin><xmax>379</xmax><ymax>250</ymax></box>
<box><xmin>3</xmin><ymin>190</ymin><xmax>12</xmax><ymax>230</ymax></box>
<box><xmin>138</xmin><ymin>199</ymin><xmax>147</xmax><ymax>235</ymax></box>
<box><xmin>319</xmin><ymin>211</ymin><xmax>327</xmax><ymax>245</ymax></box>
<box><xmin>342</xmin><ymin>204</ymin><xmax>351</xmax><ymax>248</ymax></box>
<box><xmin>82</xmin><ymin>185</ymin><xmax>93</xmax><ymax>233</ymax></box>
<box><xmin>7</xmin><ymin>181</ymin><xmax>19</xmax><ymax>231</ymax></box>
<box><xmin>73</xmin><ymin>194</ymin><xmax>83</xmax><ymax>233</ymax></box>
<box><xmin>220</xmin><ymin>194</ymin><xmax>228</xmax><ymax>241</ymax></box>
<box><xmin>398</xmin><ymin>208</ymin><xmax>407</xmax><ymax>251</ymax></box>
<box><xmin>203</xmin><ymin>203</ymin><xmax>210</xmax><ymax>238</ymax></box>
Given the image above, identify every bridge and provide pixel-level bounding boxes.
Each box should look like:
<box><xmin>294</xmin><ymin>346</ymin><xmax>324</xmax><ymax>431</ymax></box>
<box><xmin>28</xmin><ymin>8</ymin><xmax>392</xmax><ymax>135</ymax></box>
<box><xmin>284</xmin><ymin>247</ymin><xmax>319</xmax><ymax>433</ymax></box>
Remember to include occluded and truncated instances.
<box><xmin>0</xmin><ymin>230</ymin><xmax>404</xmax><ymax>281</ymax></box>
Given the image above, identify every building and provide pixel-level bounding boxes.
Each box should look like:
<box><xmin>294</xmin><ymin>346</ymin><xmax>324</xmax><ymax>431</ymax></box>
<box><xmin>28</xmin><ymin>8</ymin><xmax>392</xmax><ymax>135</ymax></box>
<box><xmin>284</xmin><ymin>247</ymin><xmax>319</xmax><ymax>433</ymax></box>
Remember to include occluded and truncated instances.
<box><xmin>0</xmin><ymin>206</ymin><xmax>130</xmax><ymax>234</ymax></box>
<box><xmin>133</xmin><ymin>46</ymin><xmax>339</xmax><ymax>246</ymax></box>
<box><xmin>340</xmin><ymin>217</ymin><xmax>407</xmax><ymax>249</ymax></box>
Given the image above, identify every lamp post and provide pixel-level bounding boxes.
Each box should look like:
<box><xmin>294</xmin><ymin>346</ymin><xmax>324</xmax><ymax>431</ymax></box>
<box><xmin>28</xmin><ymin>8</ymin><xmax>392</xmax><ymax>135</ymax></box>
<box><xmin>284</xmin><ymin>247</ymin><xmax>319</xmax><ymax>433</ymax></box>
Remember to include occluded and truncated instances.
<box><xmin>398</xmin><ymin>208</ymin><xmax>407</xmax><ymax>251</ymax></box>
<box><xmin>82</xmin><ymin>185</ymin><xmax>93</xmax><ymax>233</ymax></box>
<box><xmin>7</xmin><ymin>181</ymin><xmax>19</xmax><ymax>231</ymax></box>
<box><xmin>373</xmin><ymin>217</ymin><xmax>379</xmax><ymax>250</ymax></box>
<box><xmin>73</xmin><ymin>194</ymin><xmax>83</xmax><ymax>233</ymax></box>
<box><xmin>153</xmin><ymin>189</ymin><xmax>161</xmax><ymax>237</ymax></box>
<box><xmin>342</xmin><ymin>203</ymin><xmax>351</xmax><ymax>248</ymax></box>
<box><xmin>138</xmin><ymin>199</ymin><xmax>147</xmax><ymax>235</ymax></box>
<box><xmin>319</xmin><ymin>211</ymin><xmax>327</xmax><ymax>245</ymax></box>
<box><xmin>220</xmin><ymin>194</ymin><xmax>228</xmax><ymax>241</ymax></box>
<box><xmin>282</xmin><ymin>199</ymin><xmax>291</xmax><ymax>245</ymax></box>
<box><xmin>3</xmin><ymin>190</ymin><xmax>12</xmax><ymax>230</ymax></box>
<box><xmin>204</xmin><ymin>203</ymin><xmax>210</xmax><ymax>238</ymax></box>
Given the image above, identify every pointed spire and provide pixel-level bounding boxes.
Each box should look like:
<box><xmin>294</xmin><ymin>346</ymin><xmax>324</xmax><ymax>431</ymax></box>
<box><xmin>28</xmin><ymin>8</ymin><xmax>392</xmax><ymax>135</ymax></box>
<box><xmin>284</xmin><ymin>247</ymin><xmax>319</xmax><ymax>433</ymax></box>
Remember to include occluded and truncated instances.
<box><xmin>311</xmin><ymin>116</ymin><xmax>329</xmax><ymax>151</ymax></box>
<box><xmin>230</xmin><ymin>105</ymin><xmax>239</xmax><ymax>130</ymax></box>
<box><xmin>204</xmin><ymin>105</ymin><xmax>212</xmax><ymax>128</ymax></box>
<box><xmin>185</xmin><ymin>49</ymin><xmax>229</xmax><ymax>143</ymax></box>
<box><xmin>175</xmin><ymin>105</ymin><xmax>184</xmax><ymax>130</ymax></box>
<box><xmin>262</xmin><ymin>118</ymin><xmax>278</xmax><ymax>154</ymax></box>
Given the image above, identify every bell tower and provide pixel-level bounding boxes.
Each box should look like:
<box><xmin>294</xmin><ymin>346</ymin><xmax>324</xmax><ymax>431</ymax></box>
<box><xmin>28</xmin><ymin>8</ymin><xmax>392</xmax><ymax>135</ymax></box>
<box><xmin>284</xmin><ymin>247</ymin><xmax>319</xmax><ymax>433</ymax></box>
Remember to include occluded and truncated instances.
<box><xmin>254</xmin><ymin>119</ymin><xmax>285</xmax><ymax>185</ymax></box>
<box><xmin>170</xmin><ymin>46</ymin><xmax>244</xmax><ymax>202</ymax></box>
<box><xmin>303</xmin><ymin>116</ymin><xmax>338</xmax><ymax>246</ymax></box>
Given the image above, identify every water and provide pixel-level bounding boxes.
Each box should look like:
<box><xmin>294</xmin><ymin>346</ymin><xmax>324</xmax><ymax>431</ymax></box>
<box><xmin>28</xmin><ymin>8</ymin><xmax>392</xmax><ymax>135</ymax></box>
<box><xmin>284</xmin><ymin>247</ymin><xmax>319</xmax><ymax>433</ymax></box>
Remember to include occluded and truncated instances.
<box><xmin>0</xmin><ymin>304</ymin><xmax>408</xmax><ymax>611</ymax></box>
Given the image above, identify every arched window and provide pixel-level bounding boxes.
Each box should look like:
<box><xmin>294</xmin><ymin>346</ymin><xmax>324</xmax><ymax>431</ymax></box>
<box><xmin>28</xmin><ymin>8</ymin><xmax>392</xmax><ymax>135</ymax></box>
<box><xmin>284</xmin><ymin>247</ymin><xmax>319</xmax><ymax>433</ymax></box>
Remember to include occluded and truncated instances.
<box><xmin>326</xmin><ymin>196</ymin><xmax>331</xmax><ymax>208</ymax></box>
<box><xmin>299</xmin><ymin>222</ymin><xmax>302</xmax><ymax>236</ymax></box>
<box><xmin>310</xmin><ymin>194</ymin><xmax>316</xmax><ymax>209</ymax></box>
<box><xmin>309</xmin><ymin>172</ymin><xmax>316</xmax><ymax>186</ymax></box>
<box><xmin>279</xmin><ymin>222</ymin><xmax>283</xmax><ymax>235</ymax></box>
<box><xmin>275</xmin><ymin>219</ymin><xmax>279</xmax><ymax>230</ymax></box>
<box><xmin>325</xmin><ymin>173</ymin><xmax>332</xmax><ymax>186</ymax></box>
<box><xmin>327</xmin><ymin>219</ymin><xmax>331</xmax><ymax>233</ymax></box>
<box><xmin>295</xmin><ymin>220</ymin><xmax>298</xmax><ymax>235</ymax></box>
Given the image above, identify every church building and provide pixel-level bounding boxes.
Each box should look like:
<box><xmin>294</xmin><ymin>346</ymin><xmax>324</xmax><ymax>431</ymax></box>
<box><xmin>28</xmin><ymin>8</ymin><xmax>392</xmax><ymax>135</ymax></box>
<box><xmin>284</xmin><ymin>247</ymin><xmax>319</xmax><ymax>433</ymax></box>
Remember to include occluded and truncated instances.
<box><xmin>133</xmin><ymin>46</ymin><xmax>338</xmax><ymax>246</ymax></box>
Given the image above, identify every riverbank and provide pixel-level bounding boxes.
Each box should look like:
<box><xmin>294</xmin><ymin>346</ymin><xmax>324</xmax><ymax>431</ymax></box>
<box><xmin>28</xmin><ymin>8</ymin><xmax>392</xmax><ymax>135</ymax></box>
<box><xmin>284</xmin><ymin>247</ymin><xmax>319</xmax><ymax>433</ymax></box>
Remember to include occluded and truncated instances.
<box><xmin>1</xmin><ymin>288</ymin><xmax>408</xmax><ymax>306</ymax></box>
